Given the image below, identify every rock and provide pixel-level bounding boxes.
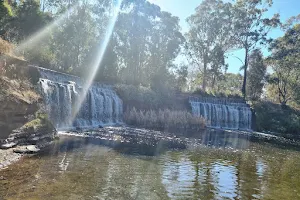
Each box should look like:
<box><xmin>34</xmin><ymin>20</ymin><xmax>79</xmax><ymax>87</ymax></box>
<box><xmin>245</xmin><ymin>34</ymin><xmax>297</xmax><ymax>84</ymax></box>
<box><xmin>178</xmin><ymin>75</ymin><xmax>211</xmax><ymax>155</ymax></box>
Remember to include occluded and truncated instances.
<box><xmin>0</xmin><ymin>142</ymin><xmax>17</xmax><ymax>149</ymax></box>
<box><xmin>13</xmin><ymin>145</ymin><xmax>40</xmax><ymax>154</ymax></box>
<box><xmin>98</xmin><ymin>125</ymin><xmax>104</xmax><ymax>128</ymax></box>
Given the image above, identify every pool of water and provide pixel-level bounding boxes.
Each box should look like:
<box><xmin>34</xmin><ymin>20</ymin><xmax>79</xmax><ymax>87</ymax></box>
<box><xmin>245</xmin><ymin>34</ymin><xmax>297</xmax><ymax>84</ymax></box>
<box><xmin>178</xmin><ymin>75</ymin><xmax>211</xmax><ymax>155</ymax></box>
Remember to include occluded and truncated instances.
<box><xmin>1</xmin><ymin>130</ymin><xmax>300</xmax><ymax>200</ymax></box>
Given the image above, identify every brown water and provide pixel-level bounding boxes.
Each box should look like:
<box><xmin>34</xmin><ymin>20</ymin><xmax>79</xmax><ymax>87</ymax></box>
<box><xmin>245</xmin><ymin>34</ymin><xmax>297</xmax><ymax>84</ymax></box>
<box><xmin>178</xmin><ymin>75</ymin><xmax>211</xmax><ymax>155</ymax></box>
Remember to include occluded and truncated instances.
<box><xmin>1</xmin><ymin>131</ymin><xmax>300</xmax><ymax>200</ymax></box>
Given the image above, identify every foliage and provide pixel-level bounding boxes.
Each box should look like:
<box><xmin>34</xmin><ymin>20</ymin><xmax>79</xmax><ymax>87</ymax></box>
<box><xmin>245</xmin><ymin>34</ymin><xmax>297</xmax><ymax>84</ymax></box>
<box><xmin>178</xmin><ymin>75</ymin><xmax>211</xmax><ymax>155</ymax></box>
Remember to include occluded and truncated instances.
<box><xmin>185</xmin><ymin>0</ymin><xmax>233</xmax><ymax>91</ymax></box>
<box><xmin>191</xmin><ymin>72</ymin><xmax>243</xmax><ymax>97</ymax></box>
<box><xmin>0</xmin><ymin>0</ymin><xmax>14</xmax><ymax>39</ymax></box>
<box><xmin>254</xmin><ymin>101</ymin><xmax>300</xmax><ymax>135</ymax></box>
<box><xmin>21</xmin><ymin>111</ymin><xmax>54</xmax><ymax>132</ymax></box>
<box><xmin>114</xmin><ymin>84</ymin><xmax>187</xmax><ymax>111</ymax></box>
<box><xmin>115</xmin><ymin>84</ymin><xmax>161</xmax><ymax>110</ymax></box>
<box><xmin>124</xmin><ymin>107</ymin><xmax>206</xmax><ymax>130</ymax></box>
<box><xmin>115</xmin><ymin>0</ymin><xmax>184</xmax><ymax>86</ymax></box>
<box><xmin>173</xmin><ymin>62</ymin><xmax>189</xmax><ymax>91</ymax></box>
<box><xmin>247</xmin><ymin>49</ymin><xmax>266</xmax><ymax>100</ymax></box>
<box><xmin>266</xmin><ymin>24</ymin><xmax>300</xmax><ymax>106</ymax></box>
<box><xmin>0</xmin><ymin>0</ymin><xmax>185</xmax><ymax>91</ymax></box>
<box><xmin>231</xmin><ymin>0</ymin><xmax>280</xmax><ymax>98</ymax></box>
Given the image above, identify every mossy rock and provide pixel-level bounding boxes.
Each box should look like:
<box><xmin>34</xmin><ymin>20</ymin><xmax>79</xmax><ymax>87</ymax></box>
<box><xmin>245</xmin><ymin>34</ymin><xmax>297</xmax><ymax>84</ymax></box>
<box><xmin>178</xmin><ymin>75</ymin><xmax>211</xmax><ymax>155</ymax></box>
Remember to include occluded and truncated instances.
<box><xmin>21</xmin><ymin>112</ymin><xmax>55</xmax><ymax>134</ymax></box>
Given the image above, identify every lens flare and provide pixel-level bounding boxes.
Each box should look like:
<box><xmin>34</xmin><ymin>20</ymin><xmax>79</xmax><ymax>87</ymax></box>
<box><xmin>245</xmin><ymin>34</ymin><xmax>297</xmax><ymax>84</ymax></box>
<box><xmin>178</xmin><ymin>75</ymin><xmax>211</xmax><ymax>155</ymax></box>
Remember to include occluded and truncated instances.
<box><xmin>71</xmin><ymin>0</ymin><xmax>123</xmax><ymax>124</ymax></box>
<box><xmin>13</xmin><ymin>4</ymin><xmax>79</xmax><ymax>56</ymax></box>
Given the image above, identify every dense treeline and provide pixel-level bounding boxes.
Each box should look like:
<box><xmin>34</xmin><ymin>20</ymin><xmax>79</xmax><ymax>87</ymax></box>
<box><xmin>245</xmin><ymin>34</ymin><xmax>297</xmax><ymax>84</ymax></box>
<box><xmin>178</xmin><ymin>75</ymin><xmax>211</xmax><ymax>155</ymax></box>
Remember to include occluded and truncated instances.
<box><xmin>0</xmin><ymin>0</ymin><xmax>186</xmax><ymax>91</ymax></box>
<box><xmin>0</xmin><ymin>0</ymin><xmax>300</xmax><ymax>109</ymax></box>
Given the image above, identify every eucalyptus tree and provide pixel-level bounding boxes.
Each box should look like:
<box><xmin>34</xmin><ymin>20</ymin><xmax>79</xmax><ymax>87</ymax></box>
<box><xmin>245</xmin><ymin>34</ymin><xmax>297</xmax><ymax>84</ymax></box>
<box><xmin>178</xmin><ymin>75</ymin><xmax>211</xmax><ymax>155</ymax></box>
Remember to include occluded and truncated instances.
<box><xmin>115</xmin><ymin>0</ymin><xmax>184</xmax><ymax>86</ymax></box>
<box><xmin>267</xmin><ymin>24</ymin><xmax>300</xmax><ymax>106</ymax></box>
<box><xmin>185</xmin><ymin>0</ymin><xmax>234</xmax><ymax>91</ymax></box>
<box><xmin>231</xmin><ymin>0</ymin><xmax>280</xmax><ymax>98</ymax></box>
<box><xmin>247</xmin><ymin>49</ymin><xmax>266</xmax><ymax>100</ymax></box>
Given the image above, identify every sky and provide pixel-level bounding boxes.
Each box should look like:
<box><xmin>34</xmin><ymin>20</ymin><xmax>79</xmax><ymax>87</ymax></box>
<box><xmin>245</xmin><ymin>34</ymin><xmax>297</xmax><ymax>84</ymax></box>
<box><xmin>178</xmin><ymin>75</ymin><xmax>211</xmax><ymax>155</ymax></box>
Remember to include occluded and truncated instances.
<box><xmin>147</xmin><ymin>0</ymin><xmax>300</xmax><ymax>73</ymax></box>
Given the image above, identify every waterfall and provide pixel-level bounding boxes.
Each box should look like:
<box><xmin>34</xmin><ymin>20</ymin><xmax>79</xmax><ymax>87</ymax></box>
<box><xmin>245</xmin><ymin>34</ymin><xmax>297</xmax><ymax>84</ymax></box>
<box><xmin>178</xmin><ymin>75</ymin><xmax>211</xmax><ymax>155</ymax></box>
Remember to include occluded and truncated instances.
<box><xmin>37</xmin><ymin>68</ymin><xmax>123</xmax><ymax>129</ymax></box>
<box><xmin>189</xmin><ymin>97</ymin><xmax>252</xmax><ymax>130</ymax></box>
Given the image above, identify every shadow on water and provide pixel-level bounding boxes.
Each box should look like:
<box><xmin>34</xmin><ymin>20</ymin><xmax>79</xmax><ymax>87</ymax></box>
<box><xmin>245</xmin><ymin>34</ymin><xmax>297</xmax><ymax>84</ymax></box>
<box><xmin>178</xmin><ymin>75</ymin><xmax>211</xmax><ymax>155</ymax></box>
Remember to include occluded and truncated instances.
<box><xmin>39</xmin><ymin>133</ymin><xmax>185</xmax><ymax>157</ymax></box>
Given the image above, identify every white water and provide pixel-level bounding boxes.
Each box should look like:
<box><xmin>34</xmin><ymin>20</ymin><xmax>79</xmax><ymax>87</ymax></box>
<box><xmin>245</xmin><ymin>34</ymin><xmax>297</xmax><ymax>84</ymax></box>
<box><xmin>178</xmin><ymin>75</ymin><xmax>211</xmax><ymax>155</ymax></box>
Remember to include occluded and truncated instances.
<box><xmin>189</xmin><ymin>97</ymin><xmax>252</xmax><ymax>130</ymax></box>
<box><xmin>38</xmin><ymin>68</ymin><xmax>123</xmax><ymax>129</ymax></box>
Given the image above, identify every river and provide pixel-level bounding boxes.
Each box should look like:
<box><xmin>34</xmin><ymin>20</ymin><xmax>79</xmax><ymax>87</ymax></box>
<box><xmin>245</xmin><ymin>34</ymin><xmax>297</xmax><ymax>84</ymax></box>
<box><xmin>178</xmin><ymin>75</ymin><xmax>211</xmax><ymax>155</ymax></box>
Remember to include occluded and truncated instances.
<box><xmin>1</xmin><ymin>129</ymin><xmax>300</xmax><ymax>200</ymax></box>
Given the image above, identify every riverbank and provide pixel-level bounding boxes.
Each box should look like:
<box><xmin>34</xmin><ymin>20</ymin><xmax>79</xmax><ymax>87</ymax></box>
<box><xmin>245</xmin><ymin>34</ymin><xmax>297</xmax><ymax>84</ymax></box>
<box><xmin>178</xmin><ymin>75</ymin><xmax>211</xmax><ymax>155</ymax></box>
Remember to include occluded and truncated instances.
<box><xmin>0</xmin><ymin>149</ymin><xmax>22</xmax><ymax>170</ymax></box>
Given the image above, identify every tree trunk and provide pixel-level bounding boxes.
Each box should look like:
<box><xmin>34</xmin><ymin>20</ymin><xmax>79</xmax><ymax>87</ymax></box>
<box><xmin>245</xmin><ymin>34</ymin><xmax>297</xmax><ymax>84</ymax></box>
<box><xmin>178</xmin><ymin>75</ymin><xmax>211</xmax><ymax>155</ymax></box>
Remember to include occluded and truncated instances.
<box><xmin>202</xmin><ymin>54</ymin><xmax>207</xmax><ymax>91</ymax></box>
<box><xmin>242</xmin><ymin>46</ymin><xmax>248</xmax><ymax>99</ymax></box>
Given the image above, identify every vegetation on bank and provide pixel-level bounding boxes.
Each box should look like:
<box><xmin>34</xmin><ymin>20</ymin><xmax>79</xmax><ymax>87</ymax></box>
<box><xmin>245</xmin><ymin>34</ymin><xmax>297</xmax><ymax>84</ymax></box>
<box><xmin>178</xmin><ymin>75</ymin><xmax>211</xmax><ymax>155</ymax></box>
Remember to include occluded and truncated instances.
<box><xmin>114</xmin><ymin>84</ymin><xmax>188</xmax><ymax>111</ymax></box>
<box><xmin>254</xmin><ymin>101</ymin><xmax>300</xmax><ymax>136</ymax></box>
<box><xmin>21</xmin><ymin>112</ymin><xmax>54</xmax><ymax>133</ymax></box>
<box><xmin>124</xmin><ymin>108</ymin><xmax>206</xmax><ymax>131</ymax></box>
<box><xmin>0</xmin><ymin>75</ymin><xmax>39</xmax><ymax>104</ymax></box>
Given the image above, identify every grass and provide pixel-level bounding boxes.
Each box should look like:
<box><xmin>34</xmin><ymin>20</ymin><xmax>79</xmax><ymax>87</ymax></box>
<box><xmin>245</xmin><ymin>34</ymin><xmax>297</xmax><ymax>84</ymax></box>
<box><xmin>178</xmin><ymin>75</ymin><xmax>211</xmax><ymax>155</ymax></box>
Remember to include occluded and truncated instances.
<box><xmin>124</xmin><ymin>107</ymin><xmax>206</xmax><ymax>130</ymax></box>
<box><xmin>0</xmin><ymin>38</ymin><xmax>13</xmax><ymax>55</ymax></box>
<box><xmin>0</xmin><ymin>75</ymin><xmax>40</xmax><ymax>104</ymax></box>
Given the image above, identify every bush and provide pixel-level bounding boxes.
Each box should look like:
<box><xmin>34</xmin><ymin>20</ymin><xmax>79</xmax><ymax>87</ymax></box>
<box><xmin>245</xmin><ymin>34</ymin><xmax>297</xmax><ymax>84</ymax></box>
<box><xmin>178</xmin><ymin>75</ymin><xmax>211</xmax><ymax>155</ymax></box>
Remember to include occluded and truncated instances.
<box><xmin>124</xmin><ymin>107</ymin><xmax>206</xmax><ymax>130</ymax></box>
<box><xmin>114</xmin><ymin>84</ymin><xmax>187</xmax><ymax>111</ymax></box>
<box><xmin>253</xmin><ymin>101</ymin><xmax>300</xmax><ymax>135</ymax></box>
<box><xmin>193</xmin><ymin>88</ymin><xmax>243</xmax><ymax>99</ymax></box>
<box><xmin>21</xmin><ymin>112</ymin><xmax>54</xmax><ymax>132</ymax></box>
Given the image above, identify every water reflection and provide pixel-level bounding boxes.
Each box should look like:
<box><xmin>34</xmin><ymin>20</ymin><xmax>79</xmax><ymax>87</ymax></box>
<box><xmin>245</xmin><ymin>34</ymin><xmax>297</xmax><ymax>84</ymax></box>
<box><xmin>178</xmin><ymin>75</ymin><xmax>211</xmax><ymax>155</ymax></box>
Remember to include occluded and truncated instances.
<box><xmin>1</xmin><ymin>132</ymin><xmax>300</xmax><ymax>200</ymax></box>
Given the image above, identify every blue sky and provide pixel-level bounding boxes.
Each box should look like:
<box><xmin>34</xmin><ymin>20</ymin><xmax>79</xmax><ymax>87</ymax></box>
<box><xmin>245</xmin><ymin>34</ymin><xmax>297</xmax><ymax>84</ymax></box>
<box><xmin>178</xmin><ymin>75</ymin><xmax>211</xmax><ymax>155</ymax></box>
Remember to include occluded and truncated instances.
<box><xmin>147</xmin><ymin>0</ymin><xmax>300</xmax><ymax>73</ymax></box>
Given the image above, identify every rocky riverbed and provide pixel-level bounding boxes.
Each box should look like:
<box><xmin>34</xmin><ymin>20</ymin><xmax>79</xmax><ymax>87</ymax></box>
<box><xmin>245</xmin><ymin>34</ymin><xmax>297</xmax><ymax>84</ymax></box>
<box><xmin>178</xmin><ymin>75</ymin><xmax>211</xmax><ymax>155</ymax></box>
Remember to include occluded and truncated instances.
<box><xmin>1</xmin><ymin>126</ymin><xmax>300</xmax><ymax>170</ymax></box>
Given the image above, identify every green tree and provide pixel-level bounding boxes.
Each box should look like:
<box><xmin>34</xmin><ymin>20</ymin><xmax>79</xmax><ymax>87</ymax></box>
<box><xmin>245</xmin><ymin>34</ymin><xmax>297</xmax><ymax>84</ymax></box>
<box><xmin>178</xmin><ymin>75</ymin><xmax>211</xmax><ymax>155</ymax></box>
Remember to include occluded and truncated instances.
<box><xmin>216</xmin><ymin>73</ymin><xmax>243</xmax><ymax>96</ymax></box>
<box><xmin>247</xmin><ymin>49</ymin><xmax>266</xmax><ymax>100</ymax></box>
<box><xmin>267</xmin><ymin>24</ymin><xmax>300</xmax><ymax>106</ymax></box>
<box><xmin>115</xmin><ymin>0</ymin><xmax>184</xmax><ymax>86</ymax></box>
<box><xmin>186</xmin><ymin>0</ymin><xmax>234</xmax><ymax>91</ymax></box>
<box><xmin>0</xmin><ymin>0</ymin><xmax>14</xmax><ymax>40</ymax></box>
<box><xmin>48</xmin><ymin>1</ymin><xmax>97</xmax><ymax>73</ymax></box>
<box><xmin>174</xmin><ymin>62</ymin><xmax>188</xmax><ymax>91</ymax></box>
<box><xmin>231</xmin><ymin>0</ymin><xmax>280</xmax><ymax>98</ymax></box>
<box><xmin>12</xmin><ymin>0</ymin><xmax>51</xmax><ymax>42</ymax></box>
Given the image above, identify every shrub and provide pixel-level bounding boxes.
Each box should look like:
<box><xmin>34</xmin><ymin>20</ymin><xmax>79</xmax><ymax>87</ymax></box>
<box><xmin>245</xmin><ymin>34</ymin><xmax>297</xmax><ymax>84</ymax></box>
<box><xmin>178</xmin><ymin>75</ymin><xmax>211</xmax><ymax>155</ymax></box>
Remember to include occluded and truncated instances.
<box><xmin>253</xmin><ymin>101</ymin><xmax>300</xmax><ymax>135</ymax></box>
<box><xmin>114</xmin><ymin>84</ymin><xmax>187</xmax><ymax>111</ymax></box>
<box><xmin>124</xmin><ymin>107</ymin><xmax>206</xmax><ymax>130</ymax></box>
<box><xmin>21</xmin><ymin>111</ymin><xmax>54</xmax><ymax>132</ymax></box>
<box><xmin>193</xmin><ymin>88</ymin><xmax>243</xmax><ymax>99</ymax></box>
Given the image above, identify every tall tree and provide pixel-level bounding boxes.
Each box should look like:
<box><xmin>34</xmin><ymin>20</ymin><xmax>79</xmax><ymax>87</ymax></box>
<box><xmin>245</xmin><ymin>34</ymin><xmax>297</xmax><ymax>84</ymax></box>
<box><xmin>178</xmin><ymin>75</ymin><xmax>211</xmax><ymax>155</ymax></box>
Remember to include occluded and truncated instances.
<box><xmin>186</xmin><ymin>0</ymin><xmax>234</xmax><ymax>91</ymax></box>
<box><xmin>247</xmin><ymin>49</ymin><xmax>266</xmax><ymax>100</ymax></box>
<box><xmin>115</xmin><ymin>0</ymin><xmax>184</xmax><ymax>86</ymax></box>
<box><xmin>267</xmin><ymin>24</ymin><xmax>300</xmax><ymax>106</ymax></box>
<box><xmin>231</xmin><ymin>0</ymin><xmax>279</xmax><ymax>98</ymax></box>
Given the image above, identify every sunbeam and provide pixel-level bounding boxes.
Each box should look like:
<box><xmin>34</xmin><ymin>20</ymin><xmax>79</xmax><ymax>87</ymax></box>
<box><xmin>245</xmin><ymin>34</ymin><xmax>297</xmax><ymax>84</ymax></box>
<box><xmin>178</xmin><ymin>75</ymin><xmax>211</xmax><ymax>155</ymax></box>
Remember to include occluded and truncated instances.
<box><xmin>13</xmin><ymin>4</ymin><xmax>79</xmax><ymax>57</ymax></box>
<box><xmin>70</xmin><ymin>0</ymin><xmax>123</xmax><ymax>125</ymax></box>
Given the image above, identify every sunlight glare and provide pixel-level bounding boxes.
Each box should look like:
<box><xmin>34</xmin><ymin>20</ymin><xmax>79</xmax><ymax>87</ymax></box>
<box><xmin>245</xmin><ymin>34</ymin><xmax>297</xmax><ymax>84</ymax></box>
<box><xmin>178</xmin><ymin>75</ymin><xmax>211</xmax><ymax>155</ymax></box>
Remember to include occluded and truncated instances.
<box><xmin>71</xmin><ymin>0</ymin><xmax>123</xmax><ymax>125</ymax></box>
<box><xmin>13</xmin><ymin>4</ymin><xmax>79</xmax><ymax>57</ymax></box>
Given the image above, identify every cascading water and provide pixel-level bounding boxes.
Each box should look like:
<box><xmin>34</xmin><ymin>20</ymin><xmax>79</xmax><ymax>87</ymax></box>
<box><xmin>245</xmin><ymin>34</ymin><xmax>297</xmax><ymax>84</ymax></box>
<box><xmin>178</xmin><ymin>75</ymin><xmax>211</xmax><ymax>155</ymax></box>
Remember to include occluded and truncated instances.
<box><xmin>37</xmin><ymin>67</ymin><xmax>123</xmax><ymax>129</ymax></box>
<box><xmin>189</xmin><ymin>97</ymin><xmax>252</xmax><ymax>130</ymax></box>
